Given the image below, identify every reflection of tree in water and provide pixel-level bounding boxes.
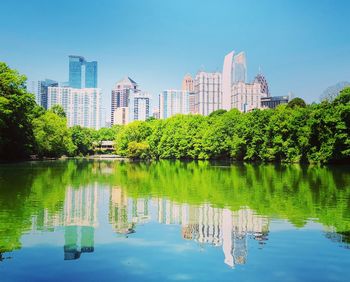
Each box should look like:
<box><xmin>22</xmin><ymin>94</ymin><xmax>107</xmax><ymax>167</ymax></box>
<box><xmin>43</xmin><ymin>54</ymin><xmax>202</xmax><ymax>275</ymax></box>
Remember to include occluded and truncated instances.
<box><xmin>324</xmin><ymin>230</ymin><xmax>350</xmax><ymax>249</ymax></box>
<box><xmin>0</xmin><ymin>159</ymin><xmax>349</xmax><ymax>260</ymax></box>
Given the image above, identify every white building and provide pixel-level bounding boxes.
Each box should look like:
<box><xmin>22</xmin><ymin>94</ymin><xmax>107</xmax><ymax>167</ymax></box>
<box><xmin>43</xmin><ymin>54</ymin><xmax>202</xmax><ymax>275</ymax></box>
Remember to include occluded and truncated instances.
<box><xmin>231</xmin><ymin>81</ymin><xmax>266</xmax><ymax>112</ymax></box>
<box><xmin>222</xmin><ymin>51</ymin><xmax>247</xmax><ymax>110</ymax></box>
<box><xmin>159</xmin><ymin>90</ymin><xmax>189</xmax><ymax>119</ymax></box>
<box><xmin>47</xmin><ymin>87</ymin><xmax>101</xmax><ymax>129</ymax></box>
<box><xmin>129</xmin><ymin>92</ymin><xmax>151</xmax><ymax>122</ymax></box>
<box><xmin>113</xmin><ymin>107</ymin><xmax>129</xmax><ymax>125</ymax></box>
<box><xmin>194</xmin><ymin>71</ymin><xmax>222</xmax><ymax>116</ymax></box>
<box><xmin>111</xmin><ymin>77</ymin><xmax>138</xmax><ymax>125</ymax></box>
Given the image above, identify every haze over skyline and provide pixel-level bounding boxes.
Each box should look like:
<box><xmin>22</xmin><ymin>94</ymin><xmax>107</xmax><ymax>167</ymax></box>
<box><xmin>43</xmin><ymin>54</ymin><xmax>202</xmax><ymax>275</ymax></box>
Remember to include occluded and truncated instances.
<box><xmin>1</xmin><ymin>0</ymin><xmax>350</xmax><ymax>120</ymax></box>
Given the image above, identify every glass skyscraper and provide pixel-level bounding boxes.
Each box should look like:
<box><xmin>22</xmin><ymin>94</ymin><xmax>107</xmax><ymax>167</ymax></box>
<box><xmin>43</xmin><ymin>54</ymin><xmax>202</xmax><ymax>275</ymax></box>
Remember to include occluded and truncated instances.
<box><xmin>69</xmin><ymin>55</ymin><xmax>97</xmax><ymax>88</ymax></box>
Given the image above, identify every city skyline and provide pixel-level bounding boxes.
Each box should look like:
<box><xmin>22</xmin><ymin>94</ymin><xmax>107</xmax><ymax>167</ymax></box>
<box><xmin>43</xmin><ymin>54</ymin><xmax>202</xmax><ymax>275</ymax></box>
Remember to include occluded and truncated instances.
<box><xmin>1</xmin><ymin>0</ymin><xmax>350</xmax><ymax>120</ymax></box>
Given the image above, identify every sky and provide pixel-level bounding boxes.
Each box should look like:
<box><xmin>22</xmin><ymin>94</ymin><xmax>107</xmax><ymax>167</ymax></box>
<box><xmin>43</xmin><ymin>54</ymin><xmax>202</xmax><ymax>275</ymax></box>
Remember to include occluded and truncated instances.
<box><xmin>1</xmin><ymin>0</ymin><xmax>350</xmax><ymax>122</ymax></box>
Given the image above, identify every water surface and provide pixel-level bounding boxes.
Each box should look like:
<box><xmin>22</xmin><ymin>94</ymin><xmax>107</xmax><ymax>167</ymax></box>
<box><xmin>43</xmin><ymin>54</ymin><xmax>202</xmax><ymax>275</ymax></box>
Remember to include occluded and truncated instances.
<box><xmin>0</xmin><ymin>160</ymin><xmax>349</xmax><ymax>281</ymax></box>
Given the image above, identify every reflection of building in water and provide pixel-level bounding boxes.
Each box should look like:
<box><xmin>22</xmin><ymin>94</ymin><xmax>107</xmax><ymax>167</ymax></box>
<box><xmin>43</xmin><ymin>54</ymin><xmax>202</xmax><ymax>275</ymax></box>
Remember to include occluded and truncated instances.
<box><xmin>64</xmin><ymin>226</ymin><xmax>94</xmax><ymax>260</ymax></box>
<box><xmin>132</xmin><ymin>198</ymin><xmax>150</xmax><ymax>224</ymax></box>
<box><xmin>109</xmin><ymin>187</ymin><xmax>135</xmax><ymax>234</ymax></box>
<box><xmin>109</xmin><ymin>188</ymin><xmax>151</xmax><ymax>235</ymax></box>
<box><xmin>31</xmin><ymin>184</ymin><xmax>99</xmax><ymax>260</ymax></box>
<box><xmin>63</xmin><ymin>184</ymin><xmax>98</xmax><ymax>260</ymax></box>
<box><xmin>157</xmin><ymin>200</ymin><xmax>269</xmax><ymax>268</ymax></box>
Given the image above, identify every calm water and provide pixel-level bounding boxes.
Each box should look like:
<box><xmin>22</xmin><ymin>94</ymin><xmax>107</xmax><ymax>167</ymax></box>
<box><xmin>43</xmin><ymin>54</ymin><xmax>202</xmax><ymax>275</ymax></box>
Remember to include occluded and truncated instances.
<box><xmin>0</xmin><ymin>160</ymin><xmax>349</xmax><ymax>281</ymax></box>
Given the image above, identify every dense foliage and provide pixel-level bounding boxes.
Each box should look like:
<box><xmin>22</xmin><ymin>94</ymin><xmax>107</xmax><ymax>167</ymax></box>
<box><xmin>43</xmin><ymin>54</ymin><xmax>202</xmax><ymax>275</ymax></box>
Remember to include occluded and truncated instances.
<box><xmin>115</xmin><ymin>90</ymin><xmax>350</xmax><ymax>163</ymax></box>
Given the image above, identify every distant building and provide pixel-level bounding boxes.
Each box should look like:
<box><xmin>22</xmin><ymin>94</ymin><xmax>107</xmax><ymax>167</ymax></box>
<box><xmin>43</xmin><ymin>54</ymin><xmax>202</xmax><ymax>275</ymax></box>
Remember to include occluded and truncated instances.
<box><xmin>113</xmin><ymin>107</ymin><xmax>129</xmax><ymax>125</ymax></box>
<box><xmin>182</xmin><ymin>74</ymin><xmax>194</xmax><ymax>92</ymax></box>
<box><xmin>261</xmin><ymin>95</ymin><xmax>289</xmax><ymax>109</ymax></box>
<box><xmin>188</xmin><ymin>92</ymin><xmax>197</xmax><ymax>114</ymax></box>
<box><xmin>254</xmin><ymin>73</ymin><xmax>270</xmax><ymax>96</ymax></box>
<box><xmin>231</xmin><ymin>81</ymin><xmax>265</xmax><ymax>112</ymax></box>
<box><xmin>48</xmin><ymin>87</ymin><xmax>101</xmax><ymax>129</ymax></box>
<box><xmin>153</xmin><ymin>107</ymin><xmax>160</xmax><ymax>119</ymax></box>
<box><xmin>222</xmin><ymin>51</ymin><xmax>247</xmax><ymax>110</ymax></box>
<box><xmin>159</xmin><ymin>90</ymin><xmax>189</xmax><ymax>119</ymax></box>
<box><xmin>69</xmin><ymin>55</ymin><xmax>97</xmax><ymax>89</ymax></box>
<box><xmin>28</xmin><ymin>79</ymin><xmax>59</xmax><ymax>109</ymax></box>
<box><xmin>129</xmin><ymin>92</ymin><xmax>151</xmax><ymax>122</ymax></box>
<box><xmin>194</xmin><ymin>71</ymin><xmax>222</xmax><ymax>116</ymax></box>
<box><xmin>111</xmin><ymin>77</ymin><xmax>138</xmax><ymax>125</ymax></box>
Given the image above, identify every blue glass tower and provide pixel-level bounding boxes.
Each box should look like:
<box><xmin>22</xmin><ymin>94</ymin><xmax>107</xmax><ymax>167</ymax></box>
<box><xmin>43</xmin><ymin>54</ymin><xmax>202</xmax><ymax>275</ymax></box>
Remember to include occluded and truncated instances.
<box><xmin>69</xmin><ymin>56</ymin><xmax>97</xmax><ymax>88</ymax></box>
<box><xmin>85</xmin><ymin>61</ymin><xmax>98</xmax><ymax>88</ymax></box>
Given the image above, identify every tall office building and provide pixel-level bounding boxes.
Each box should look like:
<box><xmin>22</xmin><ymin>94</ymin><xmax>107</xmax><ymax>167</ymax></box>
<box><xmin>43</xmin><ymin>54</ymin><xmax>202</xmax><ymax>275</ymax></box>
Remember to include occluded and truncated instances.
<box><xmin>129</xmin><ymin>92</ymin><xmax>151</xmax><ymax>122</ymax></box>
<box><xmin>182</xmin><ymin>74</ymin><xmax>194</xmax><ymax>92</ymax></box>
<box><xmin>48</xmin><ymin>87</ymin><xmax>101</xmax><ymax>129</ymax></box>
<box><xmin>159</xmin><ymin>90</ymin><xmax>189</xmax><ymax>119</ymax></box>
<box><xmin>28</xmin><ymin>79</ymin><xmax>58</xmax><ymax>109</ymax></box>
<box><xmin>254</xmin><ymin>73</ymin><xmax>270</xmax><ymax>96</ymax></box>
<box><xmin>111</xmin><ymin>77</ymin><xmax>138</xmax><ymax>125</ymax></box>
<box><xmin>194</xmin><ymin>71</ymin><xmax>222</xmax><ymax>116</ymax></box>
<box><xmin>231</xmin><ymin>81</ymin><xmax>264</xmax><ymax>112</ymax></box>
<box><xmin>69</xmin><ymin>55</ymin><xmax>97</xmax><ymax>89</ymax></box>
<box><xmin>222</xmin><ymin>51</ymin><xmax>247</xmax><ymax>110</ymax></box>
<box><xmin>182</xmin><ymin>74</ymin><xmax>196</xmax><ymax>114</ymax></box>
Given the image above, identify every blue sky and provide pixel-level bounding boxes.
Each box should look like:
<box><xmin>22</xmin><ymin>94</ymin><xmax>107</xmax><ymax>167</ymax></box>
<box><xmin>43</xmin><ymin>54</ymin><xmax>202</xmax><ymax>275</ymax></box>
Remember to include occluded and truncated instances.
<box><xmin>1</xmin><ymin>0</ymin><xmax>350</xmax><ymax>121</ymax></box>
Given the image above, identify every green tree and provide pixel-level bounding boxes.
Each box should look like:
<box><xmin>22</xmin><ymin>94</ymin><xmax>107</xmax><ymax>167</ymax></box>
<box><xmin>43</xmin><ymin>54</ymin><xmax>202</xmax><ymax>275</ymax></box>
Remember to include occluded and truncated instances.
<box><xmin>70</xmin><ymin>126</ymin><xmax>94</xmax><ymax>156</ymax></box>
<box><xmin>50</xmin><ymin>104</ymin><xmax>66</xmax><ymax>118</ymax></box>
<box><xmin>287</xmin><ymin>97</ymin><xmax>307</xmax><ymax>108</ymax></box>
<box><xmin>0</xmin><ymin>62</ymin><xmax>37</xmax><ymax>160</ymax></box>
<box><xmin>33</xmin><ymin>110</ymin><xmax>75</xmax><ymax>157</ymax></box>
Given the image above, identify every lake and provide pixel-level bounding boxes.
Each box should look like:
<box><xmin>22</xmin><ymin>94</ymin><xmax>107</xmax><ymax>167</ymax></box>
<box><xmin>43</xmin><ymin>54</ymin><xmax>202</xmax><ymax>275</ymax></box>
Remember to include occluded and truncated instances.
<box><xmin>0</xmin><ymin>160</ymin><xmax>349</xmax><ymax>281</ymax></box>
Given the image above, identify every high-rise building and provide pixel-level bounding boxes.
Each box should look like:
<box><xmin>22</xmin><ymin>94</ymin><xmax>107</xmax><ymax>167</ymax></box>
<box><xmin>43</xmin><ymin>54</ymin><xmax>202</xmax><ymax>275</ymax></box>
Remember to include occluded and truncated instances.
<box><xmin>111</xmin><ymin>77</ymin><xmax>138</xmax><ymax>125</ymax></box>
<box><xmin>231</xmin><ymin>81</ymin><xmax>264</xmax><ymax>112</ymax></box>
<box><xmin>113</xmin><ymin>107</ymin><xmax>129</xmax><ymax>125</ymax></box>
<box><xmin>182</xmin><ymin>74</ymin><xmax>194</xmax><ymax>92</ymax></box>
<box><xmin>194</xmin><ymin>71</ymin><xmax>222</xmax><ymax>116</ymax></box>
<box><xmin>28</xmin><ymin>79</ymin><xmax>58</xmax><ymax>109</ymax></box>
<box><xmin>129</xmin><ymin>92</ymin><xmax>151</xmax><ymax>122</ymax></box>
<box><xmin>159</xmin><ymin>90</ymin><xmax>189</xmax><ymax>119</ymax></box>
<box><xmin>254</xmin><ymin>73</ymin><xmax>270</xmax><ymax>96</ymax></box>
<box><xmin>188</xmin><ymin>92</ymin><xmax>197</xmax><ymax>114</ymax></box>
<box><xmin>48</xmin><ymin>86</ymin><xmax>101</xmax><ymax>129</ymax></box>
<box><xmin>69</xmin><ymin>55</ymin><xmax>98</xmax><ymax>89</ymax></box>
<box><xmin>222</xmin><ymin>51</ymin><xmax>247</xmax><ymax>110</ymax></box>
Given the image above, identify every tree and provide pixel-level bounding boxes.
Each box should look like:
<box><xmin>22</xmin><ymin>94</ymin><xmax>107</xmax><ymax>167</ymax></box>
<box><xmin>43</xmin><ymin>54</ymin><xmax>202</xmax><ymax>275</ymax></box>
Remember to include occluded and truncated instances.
<box><xmin>127</xmin><ymin>141</ymin><xmax>150</xmax><ymax>159</ymax></box>
<box><xmin>50</xmin><ymin>105</ymin><xmax>66</xmax><ymax>118</ymax></box>
<box><xmin>0</xmin><ymin>62</ymin><xmax>37</xmax><ymax>160</ymax></box>
<box><xmin>33</xmin><ymin>110</ymin><xmax>75</xmax><ymax>158</ymax></box>
<box><xmin>287</xmin><ymin>97</ymin><xmax>306</xmax><ymax>108</ymax></box>
<box><xmin>70</xmin><ymin>126</ymin><xmax>94</xmax><ymax>156</ymax></box>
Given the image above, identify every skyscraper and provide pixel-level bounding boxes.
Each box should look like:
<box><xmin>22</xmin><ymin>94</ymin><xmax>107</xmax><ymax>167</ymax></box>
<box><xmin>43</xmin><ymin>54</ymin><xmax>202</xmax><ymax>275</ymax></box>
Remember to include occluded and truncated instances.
<box><xmin>231</xmin><ymin>81</ymin><xmax>263</xmax><ymax>112</ymax></box>
<box><xmin>194</xmin><ymin>71</ymin><xmax>222</xmax><ymax>116</ymax></box>
<box><xmin>28</xmin><ymin>79</ymin><xmax>58</xmax><ymax>109</ymax></box>
<box><xmin>69</xmin><ymin>55</ymin><xmax>98</xmax><ymax>88</ymax></box>
<box><xmin>47</xmin><ymin>86</ymin><xmax>101</xmax><ymax>129</ymax></box>
<box><xmin>182</xmin><ymin>74</ymin><xmax>194</xmax><ymax>92</ymax></box>
<box><xmin>129</xmin><ymin>92</ymin><xmax>151</xmax><ymax>122</ymax></box>
<box><xmin>159</xmin><ymin>90</ymin><xmax>189</xmax><ymax>119</ymax></box>
<box><xmin>222</xmin><ymin>51</ymin><xmax>247</xmax><ymax>110</ymax></box>
<box><xmin>111</xmin><ymin>77</ymin><xmax>138</xmax><ymax>125</ymax></box>
<box><xmin>182</xmin><ymin>74</ymin><xmax>196</xmax><ymax>114</ymax></box>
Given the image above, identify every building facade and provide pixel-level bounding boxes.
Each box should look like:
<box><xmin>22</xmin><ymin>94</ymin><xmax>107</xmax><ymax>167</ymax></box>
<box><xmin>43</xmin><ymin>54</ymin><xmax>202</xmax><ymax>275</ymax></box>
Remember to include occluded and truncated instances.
<box><xmin>113</xmin><ymin>107</ymin><xmax>129</xmax><ymax>125</ymax></box>
<box><xmin>182</xmin><ymin>74</ymin><xmax>194</xmax><ymax>92</ymax></box>
<box><xmin>129</xmin><ymin>92</ymin><xmax>151</xmax><ymax>122</ymax></box>
<box><xmin>69</xmin><ymin>55</ymin><xmax>98</xmax><ymax>89</ymax></box>
<box><xmin>48</xmin><ymin>87</ymin><xmax>101</xmax><ymax>129</ymax></box>
<box><xmin>231</xmin><ymin>81</ymin><xmax>265</xmax><ymax>112</ymax></box>
<box><xmin>159</xmin><ymin>90</ymin><xmax>189</xmax><ymax>119</ymax></box>
<box><xmin>194</xmin><ymin>71</ymin><xmax>222</xmax><ymax>116</ymax></box>
<box><xmin>261</xmin><ymin>95</ymin><xmax>289</xmax><ymax>109</ymax></box>
<box><xmin>222</xmin><ymin>51</ymin><xmax>247</xmax><ymax>110</ymax></box>
<box><xmin>111</xmin><ymin>77</ymin><xmax>138</xmax><ymax>125</ymax></box>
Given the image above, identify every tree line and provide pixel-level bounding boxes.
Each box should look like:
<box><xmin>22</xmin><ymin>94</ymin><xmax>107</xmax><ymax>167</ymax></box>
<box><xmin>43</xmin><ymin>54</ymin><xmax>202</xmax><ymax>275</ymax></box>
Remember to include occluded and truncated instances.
<box><xmin>116</xmin><ymin>91</ymin><xmax>350</xmax><ymax>164</ymax></box>
<box><xmin>1</xmin><ymin>62</ymin><xmax>350</xmax><ymax>163</ymax></box>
